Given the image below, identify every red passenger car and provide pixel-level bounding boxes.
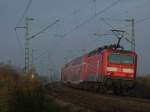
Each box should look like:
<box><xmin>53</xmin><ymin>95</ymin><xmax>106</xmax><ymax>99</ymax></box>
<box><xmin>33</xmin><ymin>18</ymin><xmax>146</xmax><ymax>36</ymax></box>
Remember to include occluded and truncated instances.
<box><xmin>61</xmin><ymin>45</ymin><xmax>137</xmax><ymax>94</ymax></box>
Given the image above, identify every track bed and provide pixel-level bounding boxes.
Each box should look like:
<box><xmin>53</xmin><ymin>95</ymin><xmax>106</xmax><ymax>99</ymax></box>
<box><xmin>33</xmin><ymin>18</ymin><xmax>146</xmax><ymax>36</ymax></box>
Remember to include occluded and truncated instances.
<box><xmin>46</xmin><ymin>82</ymin><xmax>150</xmax><ymax>112</ymax></box>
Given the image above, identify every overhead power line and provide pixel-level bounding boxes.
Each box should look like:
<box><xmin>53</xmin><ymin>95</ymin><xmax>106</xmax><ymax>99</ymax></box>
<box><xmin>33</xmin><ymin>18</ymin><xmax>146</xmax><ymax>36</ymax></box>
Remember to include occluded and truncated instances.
<box><xmin>29</xmin><ymin>19</ymin><xmax>60</xmax><ymax>40</ymax></box>
<box><xmin>101</xmin><ymin>18</ymin><xmax>116</xmax><ymax>30</ymax></box>
<box><xmin>94</xmin><ymin>16</ymin><xmax>150</xmax><ymax>51</ymax></box>
<box><xmin>62</xmin><ymin>0</ymin><xmax>121</xmax><ymax>38</ymax></box>
<box><xmin>14</xmin><ymin>0</ymin><xmax>33</xmax><ymax>54</ymax></box>
<box><xmin>136</xmin><ymin>16</ymin><xmax>150</xmax><ymax>24</ymax></box>
<box><xmin>99</xmin><ymin>16</ymin><xmax>150</xmax><ymax>36</ymax></box>
<box><xmin>16</xmin><ymin>0</ymin><xmax>33</xmax><ymax>27</ymax></box>
<box><xmin>105</xmin><ymin>0</ymin><xmax>150</xmax><ymax>20</ymax></box>
<box><xmin>120</xmin><ymin>16</ymin><xmax>150</xmax><ymax>29</ymax></box>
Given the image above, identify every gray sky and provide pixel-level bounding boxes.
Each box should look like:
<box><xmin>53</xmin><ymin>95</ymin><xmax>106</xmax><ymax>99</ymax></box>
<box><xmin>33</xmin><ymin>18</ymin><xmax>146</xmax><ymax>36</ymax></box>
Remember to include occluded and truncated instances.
<box><xmin>0</xmin><ymin>0</ymin><xmax>150</xmax><ymax>75</ymax></box>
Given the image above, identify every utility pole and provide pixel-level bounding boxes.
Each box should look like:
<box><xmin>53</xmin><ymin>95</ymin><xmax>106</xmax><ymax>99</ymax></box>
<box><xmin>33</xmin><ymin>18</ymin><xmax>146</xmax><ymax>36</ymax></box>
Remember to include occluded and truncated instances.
<box><xmin>125</xmin><ymin>18</ymin><xmax>135</xmax><ymax>51</ymax></box>
<box><xmin>131</xmin><ymin>18</ymin><xmax>135</xmax><ymax>51</ymax></box>
<box><xmin>25</xmin><ymin>17</ymin><xmax>34</xmax><ymax>73</ymax></box>
<box><xmin>16</xmin><ymin>18</ymin><xmax>60</xmax><ymax>74</ymax></box>
<box><xmin>47</xmin><ymin>52</ymin><xmax>51</xmax><ymax>82</ymax></box>
<box><xmin>31</xmin><ymin>48</ymin><xmax>35</xmax><ymax>71</ymax></box>
<box><xmin>93</xmin><ymin>0</ymin><xmax>96</xmax><ymax>16</ymax></box>
<box><xmin>48</xmin><ymin>68</ymin><xmax>52</xmax><ymax>82</ymax></box>
<box><xmin>15</xmin><ymin>17</ymin><xmax>34</xmax><ymax>73</ymax></box>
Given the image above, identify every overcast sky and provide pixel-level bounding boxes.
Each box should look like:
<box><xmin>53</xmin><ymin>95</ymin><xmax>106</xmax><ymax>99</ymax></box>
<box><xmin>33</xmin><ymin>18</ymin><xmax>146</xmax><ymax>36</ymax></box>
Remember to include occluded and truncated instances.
<box><xmin>0</xmin><ymin>0</ymin><xmax>150</xmax><ymax>76</ymax></box>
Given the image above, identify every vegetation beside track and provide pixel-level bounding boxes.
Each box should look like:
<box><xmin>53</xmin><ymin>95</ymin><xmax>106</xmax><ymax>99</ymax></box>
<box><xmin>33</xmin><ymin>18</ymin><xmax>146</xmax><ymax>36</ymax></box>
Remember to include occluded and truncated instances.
<box><xmin>131</xmin><ymin>76</ymin><xmax>150</xmax><ymax>99</ymax></box>
<box><xmin>0</xmin><ymin>64</ymin><xmax>92</xmax><ymax>112</ymax></box>
<box><xmin>1</xmin><ymin>63</ymin><xmax>150</xmax><ymax>112</ymax></box>
<box><xmin>0</xmin><ymin>64</ymin><xmax>59</xmax><ymax>112</ymax></box>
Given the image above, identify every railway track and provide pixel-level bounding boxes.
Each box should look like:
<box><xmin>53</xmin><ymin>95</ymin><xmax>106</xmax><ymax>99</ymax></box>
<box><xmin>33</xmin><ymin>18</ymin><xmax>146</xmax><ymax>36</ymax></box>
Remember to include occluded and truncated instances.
<box><xmin>46</xmin><ymin>82</ymin><xmax>150</xmax><ymax>112</ymax></box>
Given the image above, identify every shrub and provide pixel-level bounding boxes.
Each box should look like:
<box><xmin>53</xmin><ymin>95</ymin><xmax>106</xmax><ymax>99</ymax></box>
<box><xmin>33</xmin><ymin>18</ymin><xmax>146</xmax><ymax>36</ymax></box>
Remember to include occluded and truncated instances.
<box><xmin>0</xmin><ymin>64</ymin><xmax>61</xmax><ymax>112</ymax></box>
<box><xmin>134</xmin><ymin>76</ymin><xmax>150</xmax><ymax>99</ymax></box>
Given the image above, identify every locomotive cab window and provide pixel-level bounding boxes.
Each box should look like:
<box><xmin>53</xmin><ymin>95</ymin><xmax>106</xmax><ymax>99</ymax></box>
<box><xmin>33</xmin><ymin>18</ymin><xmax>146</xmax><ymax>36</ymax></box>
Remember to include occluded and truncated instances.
<box><xmin>108</xmin><ymin>53</ymin><xmax>134</xmax><ymax>64</ymax></box>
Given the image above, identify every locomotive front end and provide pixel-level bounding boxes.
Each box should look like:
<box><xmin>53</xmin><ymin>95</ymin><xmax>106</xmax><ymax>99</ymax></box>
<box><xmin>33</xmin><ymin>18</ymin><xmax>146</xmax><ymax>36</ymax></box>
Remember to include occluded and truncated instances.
<box><xmin>106</xmin><ymin>50</ymin><xmax>137</xmax><ymax>79</ymax></box>
<box><xmin>103</xmin><ymin>50</ymin><xmax>137</xmax><ymax>94</ymax></box>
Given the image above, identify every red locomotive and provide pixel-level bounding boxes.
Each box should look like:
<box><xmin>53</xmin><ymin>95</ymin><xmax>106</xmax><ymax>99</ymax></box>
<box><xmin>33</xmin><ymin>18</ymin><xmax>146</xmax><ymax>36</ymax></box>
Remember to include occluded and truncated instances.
<box><xmin>61</xmin><ymin>39</ymin><xmax>137</xmax><ymax>94</ymax></box>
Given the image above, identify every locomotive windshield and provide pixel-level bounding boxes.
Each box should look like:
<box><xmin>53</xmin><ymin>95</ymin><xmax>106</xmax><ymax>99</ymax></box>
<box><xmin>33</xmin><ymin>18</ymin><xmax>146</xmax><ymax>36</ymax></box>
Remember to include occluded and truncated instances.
<box><xmin>108</xmin><ymin>53</ymin><xmax>134</xmax><ymax>64</ymax></box>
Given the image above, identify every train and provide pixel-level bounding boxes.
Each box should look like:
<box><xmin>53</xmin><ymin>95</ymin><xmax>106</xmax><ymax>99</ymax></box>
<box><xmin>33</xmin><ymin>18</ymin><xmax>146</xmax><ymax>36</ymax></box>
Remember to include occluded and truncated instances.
<box><xmin>61</xmin><ymin>42</ymin><xmax>137</xmax><ymax>94</ymax></box>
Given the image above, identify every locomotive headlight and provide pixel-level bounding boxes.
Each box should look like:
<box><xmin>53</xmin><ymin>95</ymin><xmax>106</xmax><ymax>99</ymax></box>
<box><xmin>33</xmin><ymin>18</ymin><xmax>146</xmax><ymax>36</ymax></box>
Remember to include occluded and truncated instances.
<box><xmin>123</xmin><ymin>68</ymin><xmax>134</xmax><ymax>73</ymax></box>
<box><xmin>107</xmin><ymin>67</ymin><xmax>118</xmax><ymax>72</ymax></box>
